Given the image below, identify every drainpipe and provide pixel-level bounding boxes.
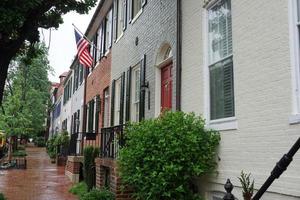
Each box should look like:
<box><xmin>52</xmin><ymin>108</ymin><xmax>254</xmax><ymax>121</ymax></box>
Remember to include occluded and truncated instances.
<box><xmin>176</xmin><ymin>0</ymin><xmax>182</xmax><ymax>111</ymax></box>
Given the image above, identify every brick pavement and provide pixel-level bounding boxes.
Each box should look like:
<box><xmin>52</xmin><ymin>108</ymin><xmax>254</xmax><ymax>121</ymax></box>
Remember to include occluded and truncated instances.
<box><xmin>0</xmin><ymin>147</ymin><xmax>77</xmax><ymax>200</ymax></box>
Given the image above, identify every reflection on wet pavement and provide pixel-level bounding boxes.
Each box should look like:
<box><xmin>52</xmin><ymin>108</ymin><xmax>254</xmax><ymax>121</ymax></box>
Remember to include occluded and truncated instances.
<box><xmin>0</xmin><ymin>147</ymin><xmax>77</xmax><ymax>200</ymax></box>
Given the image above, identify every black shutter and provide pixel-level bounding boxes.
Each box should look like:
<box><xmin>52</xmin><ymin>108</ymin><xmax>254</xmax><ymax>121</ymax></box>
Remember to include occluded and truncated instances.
<box><xmin>94</xmin><ymin>34</ymin><xmax>98</xmax><ymax>62</ymax></box>
<box><xmin>95</xmin><ymin>95</ymin><xmax>101</xmax><ymax>133</ymax></box>
<box><xmin>142</xmin><ymin>0</ymin><xmax>147</xmax><ymax>7</ymax></box>
<box><xmin>113</xmin><ymin>0</ymin><xmax>118</xmax><ymax>42</ymax></box>
<box><xmin>77</xmin><ymin>109</ymin><xmax>80</xmax><ymax>133</ymax></box>
<box><xmin>139</xmin><ymin>54</ymin><xmax>146</xmax><ymax>121</ymax></box>
<box><xmin>123</xmin><ymin>0</ymin><xmax>127</xmax><ymax>30</ymax></box>
<box><xmin>119</xmin><ymin>72</ymin><xmax>126</xmax><ymax>124</ymax></box>
<box><xmin>125</xmin><ymin>67</ymin><xmax>132</xmax><ymax>122</ymax></box>
<box><xmin>128</xmin><ymin>0</ymin><xmax>132</xmax><ymax>23</ymax></box>
<box><xmin>110</xmin><ymin>80</ymin><xmax>116</xmax><ymax>126</ymax></box>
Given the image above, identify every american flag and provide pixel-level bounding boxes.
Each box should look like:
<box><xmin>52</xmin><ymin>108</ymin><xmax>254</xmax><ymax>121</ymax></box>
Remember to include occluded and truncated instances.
<box><xmin>74</xmin><ymin>29</ymin><xmax>93</xmax><ymax>67</ymax></box>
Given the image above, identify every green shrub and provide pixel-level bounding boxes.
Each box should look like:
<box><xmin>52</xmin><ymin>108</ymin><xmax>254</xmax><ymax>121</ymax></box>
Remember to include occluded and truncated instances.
<box><xmin>12</xmin><ymin>150</ymin><xmax>27</xmax><ymax>157</ymax></box>
<box><xmin>83</xmin><ymin>146</ymin><xmax>100</xmax><ymax>191</ymax></box>
<box><xmin>34</xmin><ymin>137</ymin><xmax>46</xmax><ymax>147</ymax></box>
<box><xmin>80</xmin><ymin>188</ymin><xmax>114</xmax><ymax>200</ymax></box>
<box><xmin>46</xmin><ymin>132</ymin><xmax>70</xmax><ymax>158</ymax></box>
<box><xmin>0</xmin><ymin>193</ymin><xmax>6</xmax><ymax>200</ymax></box>
<box><xmin>46</xmin><ymin>135</ymin><xmax>57</xmax><ymax>158</ymax></box>
<box><xmin>54</xmin><ymin>131</ymin><xmax>70</xmax><ymax>146</ymax></box>
<box><xmin>69</xmin><ymin>182</ymin><xmax>88</xmax><ymax>197</ymax></box>
<box><xmin>118</xmin><ymin>111</ymin><xmax>220</xmax><ymax>200</ymax></box>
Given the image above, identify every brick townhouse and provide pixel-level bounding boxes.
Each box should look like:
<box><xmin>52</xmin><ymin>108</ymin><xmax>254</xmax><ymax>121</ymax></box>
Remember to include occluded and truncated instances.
<box><xmin>50</xmin><ymin>72</ymin><xmax>68</xmax><ymax>137</ymax></box>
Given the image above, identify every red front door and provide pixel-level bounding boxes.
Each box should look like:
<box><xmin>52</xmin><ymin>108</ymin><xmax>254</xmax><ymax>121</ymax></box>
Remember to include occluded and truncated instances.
<box><xmin>161</xmin><ymin>64</ymin><xmax>172</xmax><ymax>111</ymax></box>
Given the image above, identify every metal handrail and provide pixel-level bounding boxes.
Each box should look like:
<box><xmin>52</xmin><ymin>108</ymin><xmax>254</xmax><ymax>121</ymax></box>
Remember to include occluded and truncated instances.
<box><xmin>223</xmin><ymin>137</ymin><xmax>300</xmax><ymax>200</ymax></box>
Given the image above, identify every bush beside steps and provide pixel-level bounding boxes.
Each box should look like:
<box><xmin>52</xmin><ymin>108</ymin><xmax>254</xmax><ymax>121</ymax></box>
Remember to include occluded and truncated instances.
<box><xmin>69</xmin><ymin>182</ymin><xmax>114</xmax><ymax>200</ymax></box>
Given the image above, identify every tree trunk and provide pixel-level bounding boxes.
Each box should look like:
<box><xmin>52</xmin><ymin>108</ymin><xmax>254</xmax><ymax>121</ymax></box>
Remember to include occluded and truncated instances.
<box><xmin>0</xmin><ymin>49</ymin><xmax>14</xmax><ymax>103</ymax></box>
<box><xmin>7</xmin><ymin>137</ymin><xmax>12</xmax><ymax>163</ymax></box>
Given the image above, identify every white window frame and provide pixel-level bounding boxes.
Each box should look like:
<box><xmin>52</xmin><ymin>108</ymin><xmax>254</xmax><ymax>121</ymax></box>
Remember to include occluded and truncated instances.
<box><xmin>114</xmin><ymin>79</ymin><xmax>121</xmax><ymax>125</ymax></box>
<box><xmin>131</xmin><ymin>64</ymin><xmax>140</xmax><ymax>122</ymax></box>
<box><xmin>105</xmin><ymin>9</ymin><xmax>113</xmax><ymax>54</ymax></box>
<box><xmin>289</xmin><ymin>0</ymin><xmax>300</xmax><ymax>124</ymax></box>
<box><xmin>131</xmin><ymin>0</ymin><xmax>143</xmax><ymax>24</ymax></box>
<box><xmin>116</xmin><ymin>0</ymin><xmax>124</xmax><ymax>41</ymax></box>
<box><xmin>103</xmin><ymin>88</ymin><xmax>110</xmax><ymax>128</ymax></box>
<box><xmin>203</xmin><ymin>0</ymin><xmax>237</xmax><ymax>131</ymax></box>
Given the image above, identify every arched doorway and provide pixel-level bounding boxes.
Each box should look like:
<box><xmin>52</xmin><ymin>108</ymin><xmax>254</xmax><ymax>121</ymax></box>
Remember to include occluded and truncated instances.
<box><xmin>155</xmin><ymin>43</ymin><xmax>173</xmax><ymax>116</ymax></box>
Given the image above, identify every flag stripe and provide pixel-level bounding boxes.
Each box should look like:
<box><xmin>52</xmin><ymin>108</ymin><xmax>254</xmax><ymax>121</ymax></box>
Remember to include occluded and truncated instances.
<box><xmin>74</xmin><ymin>29</ymin><xmax>93</xmax><ymax>68</ymax></box>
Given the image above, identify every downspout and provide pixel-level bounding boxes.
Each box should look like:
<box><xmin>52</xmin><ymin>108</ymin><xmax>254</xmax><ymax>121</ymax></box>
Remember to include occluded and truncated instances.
<box><xmin>176</xmin><ymin>0</ymin><xmax>182</xmax><ymax>111</ymax></box>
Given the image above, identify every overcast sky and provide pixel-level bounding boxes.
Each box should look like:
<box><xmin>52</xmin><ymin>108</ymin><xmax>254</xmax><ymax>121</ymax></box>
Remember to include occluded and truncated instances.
<box><xmin>40</xmin><ymin>5</ymin><xmax>98</xmax><ymax>83</ymax></box>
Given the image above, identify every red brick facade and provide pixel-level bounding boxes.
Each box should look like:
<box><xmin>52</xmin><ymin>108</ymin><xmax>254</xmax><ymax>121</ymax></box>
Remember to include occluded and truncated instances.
<box><xmin>84</xmin><ymin>52</ymin><xmax>112</xmax><ymax>148</ymax></box>
<box><xmin>95</xmin><ymin>158</ymin><xmax>133</xmax><ymax>200</ymax></box>
<box><xmin>66</xmin><ymin>160</ymin><xmax>81</xmax><ymax>174</ymax></box>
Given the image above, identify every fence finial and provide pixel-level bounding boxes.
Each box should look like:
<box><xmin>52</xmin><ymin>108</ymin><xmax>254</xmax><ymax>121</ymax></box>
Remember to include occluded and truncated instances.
<box><xmin>223</xmin><ymin>179</ymin><xmax>235</xmax><ymax>200</ymax></box>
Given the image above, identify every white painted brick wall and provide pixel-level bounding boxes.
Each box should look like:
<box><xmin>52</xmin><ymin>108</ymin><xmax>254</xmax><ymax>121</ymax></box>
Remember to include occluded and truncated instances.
<box><xmin>182</xmin><ymin>0</ymin><xmax>300</xmax><ymax>199</ymax></box>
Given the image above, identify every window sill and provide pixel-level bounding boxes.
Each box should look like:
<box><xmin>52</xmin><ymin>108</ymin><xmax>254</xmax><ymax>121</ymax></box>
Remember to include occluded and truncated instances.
<box><xmin>208</xmin><ymin>117</ymin><xmax>238</xmax><ymax>131</ymax></box>
<box><xmin>289</xmin><ymin>114</ymin><xmax>300</xmax><ymax>125</ymax></box>
<box><xmin>131</xmin><ymin>9</ymin><xmax>143</xmax><ymax>24</ymax></box>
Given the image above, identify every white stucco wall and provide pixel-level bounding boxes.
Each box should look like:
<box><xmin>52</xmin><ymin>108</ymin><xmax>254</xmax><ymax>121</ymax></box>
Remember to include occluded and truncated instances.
<box><xmin>182</xmin><ymin>0</ymin><xmax>300</xmax><ymax>199</ymax></box>
<box><xmin>71</xmin><ymin>77</ymin><xmax>85</xmax><ymax>133</ymax></box>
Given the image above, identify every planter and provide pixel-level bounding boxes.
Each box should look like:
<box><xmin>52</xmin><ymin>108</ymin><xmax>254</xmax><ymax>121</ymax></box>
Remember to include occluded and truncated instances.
<box><xmin>56</xmin><ymin>155</ymin><xmax>67</xmax><ymax>166</ymax></box>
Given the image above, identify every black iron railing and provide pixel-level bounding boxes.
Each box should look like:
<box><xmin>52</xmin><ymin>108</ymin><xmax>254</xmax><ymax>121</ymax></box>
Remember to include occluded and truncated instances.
<box><xmin>100</xmin><ymin>125</ymin><xmax>124</xmax><ymax>159</ymax></box>
<box><xmin>68</xmin><ymin>131</ymin><xmax>98</xmax><ymax>156</ymax></box>
<box><xmin>68</xmin><ymin>132</ymin><xmax>78</xmax><ymax>156</ymax></box>
<box><xmin>223</xmin><ymin>137</ymin><xmax>300</xmax><ymax>200</ymax></box>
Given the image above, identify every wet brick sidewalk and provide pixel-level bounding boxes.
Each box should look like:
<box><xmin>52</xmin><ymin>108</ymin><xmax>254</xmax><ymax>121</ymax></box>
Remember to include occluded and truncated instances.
<box><xmin>0</xmin><ymin>147</ymin><xmax>77</xmax><ymax>200</ymax></box>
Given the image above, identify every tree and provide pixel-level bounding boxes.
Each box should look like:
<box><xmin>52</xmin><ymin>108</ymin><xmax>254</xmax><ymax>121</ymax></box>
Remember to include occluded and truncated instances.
<box><xmin>0</xmin><ymin>0</ymin><xmax>97</xmax><ymax>103</ymax></box>
<box><xmin>0</xmin><ymin>43</ymin><xmax>51</xmax><ymax>147</ymax></box>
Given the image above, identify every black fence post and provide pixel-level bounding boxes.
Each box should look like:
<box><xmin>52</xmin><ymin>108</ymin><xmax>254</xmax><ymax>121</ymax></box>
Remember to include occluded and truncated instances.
<box><xmin>223</xmin><ymin>179</ymin><xmax>235</xmax><ymax>200</ymax></box>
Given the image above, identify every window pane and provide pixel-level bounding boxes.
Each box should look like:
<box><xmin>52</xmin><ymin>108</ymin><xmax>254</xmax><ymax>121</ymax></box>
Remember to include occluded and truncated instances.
<box><xmin>117</xmin><ymin>0</ymin><xmax>124</xmax><ymax>38</ymax></box>
<box><xmin>103</xmin><ymin>88</ymin><xmax>110</xmax><ymax>128</ymax></box>
<box><xmin>105</xmin><ymin>9</ymin><xmax>112</xmax><ymax>51</ymax></box>
<box><xmin>208</xmin><ymin>0</ymin><xmax>232</xmax><ymax>64</ymax></box>
<box><xmin>210</xmin><ymin>57</ymin><xmax>234</xmax><ymax>120</ymax></box>
<box><xmin>97</xmin><ymin>26</ymin><xmax>102</xmax><ymax>59</ymax></box>
<box><xmin>133</xmin><ymin>0</ymin><xmax>142</xmax><ymax>18</ymax></box>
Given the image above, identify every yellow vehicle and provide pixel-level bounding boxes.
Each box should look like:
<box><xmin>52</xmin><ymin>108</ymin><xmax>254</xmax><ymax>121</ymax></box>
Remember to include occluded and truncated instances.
<box><xmin>0</xmin><ymin>131</ymin><xmax>6</xmax><ymax>148</ymax></box>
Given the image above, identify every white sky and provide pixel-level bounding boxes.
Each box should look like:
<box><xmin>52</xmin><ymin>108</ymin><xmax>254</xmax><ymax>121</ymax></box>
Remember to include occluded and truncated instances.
<box><xmin>40</xmin><ymin>5</ymin><xmax>98</xmax><ymax>83</ymax></box>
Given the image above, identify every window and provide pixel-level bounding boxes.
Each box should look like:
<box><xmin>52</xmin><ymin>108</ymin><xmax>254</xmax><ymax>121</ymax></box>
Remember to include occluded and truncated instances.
<box><xmin>87</xmin><ymin>99</ymin><xmax>95</xmax><ymax>133</ymax></box>
<box><xmin>114</xmin><ymin>79</ymin><xmax>121</xmax><ymax>125</ymax></box>
<box><xmin>208</xmin><ymin>0</ymin><xmax>234</xmax><ymax>120</ymax></box>
<box><xmin>63</xmin><ymin>79</ymin><xmax>72</xmax><ymax>104</ymax></box>
<box><xmin>105</xmin><ymin>9</ymin><xmax>113</xmax><ymax>52</ymax></box>
<box><xmin>103</xmin><ymin>88</ymin><xmax>110</xmax><ymax>127</ymax></box>
<box><xmin>290</xmin><ymin>0</ymin><xmax>300</xmax><ymax>116</ymax></box>
<box><xmin>132</xmin><ymin>0</ymin><xmax>142</xmax><ymax>19</ymax></box>
<box><xmin>79</xmin><ymin>63</ymin><xmax>84</xmax><ymax>84</ymax></box>
<box><xmin>116</xmin><ymin>0</ymin><xmax>124</xmax><ymax>38</ymax></box>
<box><xmin>97</xmin><ymin>25</ymin><xmax>103</xmax><ymax>59</ymax></box>
<box><xmin>131</xmin><ymin>65</ymin><xmax>140</xmax><ymax>122</ymax></box>
<box><xmin>62</xmin><ymin>119</ymin><xmax>67</xmax><ymax>131</ymax></box>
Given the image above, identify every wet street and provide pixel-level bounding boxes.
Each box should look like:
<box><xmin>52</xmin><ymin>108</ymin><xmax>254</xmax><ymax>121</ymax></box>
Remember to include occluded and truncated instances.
<box><xmin>0</xmin><ymin>147</ymin><xmax>77</xmax><ymax>200</ymax></box>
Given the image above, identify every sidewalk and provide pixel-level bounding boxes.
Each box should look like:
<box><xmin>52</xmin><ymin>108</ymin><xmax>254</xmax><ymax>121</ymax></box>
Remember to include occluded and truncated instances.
<box><xmin>0</xmin><ymin>147</ymin><xmax>77</xmax><ymax>200</ymax></box>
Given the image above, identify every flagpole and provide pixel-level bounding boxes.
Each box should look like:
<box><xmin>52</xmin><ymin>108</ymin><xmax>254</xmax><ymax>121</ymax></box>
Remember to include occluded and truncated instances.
<box><xmin>80</xmin><ymin>63</ymin><xmax>89</xmax><ymax>155</ymax></box>
<box><xmin>72</xmin><ymin>23</ymin><xmax>101</xmax><ymax>52</ymax></box>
